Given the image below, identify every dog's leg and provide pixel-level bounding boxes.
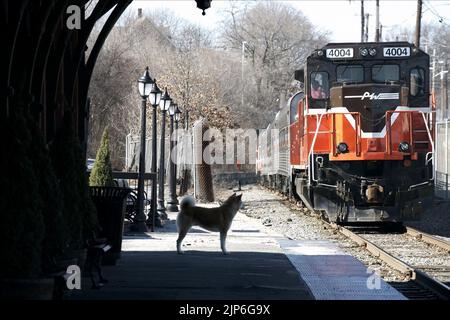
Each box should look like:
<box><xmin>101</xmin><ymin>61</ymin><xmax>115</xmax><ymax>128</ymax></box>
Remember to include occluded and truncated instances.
<box><xmin>176</xmin><ymin>227</ymin><xmax>189</xmax><ymax>254</ymax></box>
<box><xmin>220</xmin><ymin>231</ymin><xmax>229</xmax><ymax>255</ymax></box>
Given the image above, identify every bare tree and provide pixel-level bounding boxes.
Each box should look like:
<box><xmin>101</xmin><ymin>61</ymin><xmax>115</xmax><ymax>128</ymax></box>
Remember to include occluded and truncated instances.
<box><xmin>87</xmin><ymin>3</ymin><xmax>330</xmax><ymax>167</ymax></box>
<box><xmin>88</xmin><ymin>10</ymin><xmax>234</xmax><ymax>168</ymax></box>
<box><xmin>220</xmin><ymin>1</ymin><xmax>329</xmax><ymax>127</ymax></box>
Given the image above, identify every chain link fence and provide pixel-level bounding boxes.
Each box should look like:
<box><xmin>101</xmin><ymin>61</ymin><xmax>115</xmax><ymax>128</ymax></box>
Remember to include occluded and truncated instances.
<box><xmin>125</xmin><ymin>134</ymin><xmax>169</xmax><ymax>174</ymax></box>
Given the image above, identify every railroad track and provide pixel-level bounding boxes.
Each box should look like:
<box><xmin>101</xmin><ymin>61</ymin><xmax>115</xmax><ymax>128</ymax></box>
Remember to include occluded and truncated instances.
<box><xmin>405</xmin><ymin>227</ymin><xmax>450</xmax><ymax>253</ymax></box>
<box><xmin>334</xmin><ymin>224</ymin><xmax>450</xmax><ymax>300</ymax></box>
<box><xmin>264</xmin><ymin>186</ymin><xmax>450</xmax><ymax>300</ymax></box>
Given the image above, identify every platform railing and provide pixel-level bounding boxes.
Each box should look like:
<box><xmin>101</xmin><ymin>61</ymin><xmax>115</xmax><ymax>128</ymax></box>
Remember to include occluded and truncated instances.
<box><xmin>111</xmin><ymin>171</ymin><xmax>158</xmax><ymax>230</ymax></box>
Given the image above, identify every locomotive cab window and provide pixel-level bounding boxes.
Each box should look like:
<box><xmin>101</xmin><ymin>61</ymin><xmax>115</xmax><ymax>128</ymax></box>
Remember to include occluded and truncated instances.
<box><xmin>290</xmin><ymin>92</ymin><xmax>303</xmax><ymax>124</ymax></box>
<box><xmin>290</xmin><ymin>101</ymin><xmax>298</xmax><ymax>124</ymax></box>
<box><xmin>310</xmin><ymin>72</ymin><xmax>329</xmax><ymax>100</ymax></box>
<box><xmin>372</xmin><ymin>64</ymin><xmax>400</xmax><ymax>83</ymax></box>
<box><xmin>410</xmin><ymin>67</ymin><xmax>425</xmax><ymax>97</ymax></box>
<box><xmin>337</xmin><ymin>65</ymin><xmax>364</xmax><ymax>84</ymax></box>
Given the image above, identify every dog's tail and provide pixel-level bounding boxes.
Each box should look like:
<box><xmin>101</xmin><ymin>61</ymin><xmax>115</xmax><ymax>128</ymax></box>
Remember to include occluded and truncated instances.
<box><xmin>180</xmin><ymin>196</ymin><xmax>195</xmax><ymax>211</ymax></box>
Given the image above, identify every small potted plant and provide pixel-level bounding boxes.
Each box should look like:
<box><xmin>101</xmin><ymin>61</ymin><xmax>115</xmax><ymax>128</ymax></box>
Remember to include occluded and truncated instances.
<box><xmin>89</xmin><ymin>128</ymin><xmax>115</xmax><ymax>188</ymax></box>
<box><xmin>89</xmin><ymin>128</ymin><xmax>130</xmax><ymax>265</ymax></box>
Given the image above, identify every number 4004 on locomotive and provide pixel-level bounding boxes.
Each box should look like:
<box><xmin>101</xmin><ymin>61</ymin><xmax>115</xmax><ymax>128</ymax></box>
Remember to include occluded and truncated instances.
<box><xmin>256</xmin><ymin>42</ymin><xmax>434</xmax><ymax>223</ymax></box>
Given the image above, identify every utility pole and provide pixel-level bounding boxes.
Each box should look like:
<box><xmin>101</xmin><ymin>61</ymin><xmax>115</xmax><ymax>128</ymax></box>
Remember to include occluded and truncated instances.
<box><xmin>442</xmin><ymin>59</ymin><xmax>449</xmax><ymax>119</ymax></box>
<box><xmin>380</xmin><ymin>24</ymin><xmax>383</xmax><ymax>42</ymax></box>
<box><xmin>415</xmin><ymin>0</ymin><xmax>422</xmax><ymax>48</ymax></box>
<box><xmin>432</xmin><ymin>49</ymin><xmax>436</xmax><ymax>95</ymax></box>
<box><xmin>361</xmin><ymin>1</ymin><xmax>365</xmax><ymax>42</ymax></box>
<box><xmin>241</xmin><ymin>41</ymin><xmax>247</xmax><ymax>111</ymax></box>
<box><xmin>365</xmin><ymin>13</ymin><xmax>369</xmax><ymax>42</ymax></box>
<box><xmin>375</xmin><ymin>0</ymin><xmax>380</xmax><ymax>42</ymax></box>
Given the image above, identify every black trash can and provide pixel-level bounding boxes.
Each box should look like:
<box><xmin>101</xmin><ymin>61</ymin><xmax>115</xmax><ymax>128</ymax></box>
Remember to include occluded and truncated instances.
<box><xmin>90</xmin><ymin>186</ymin><xmax>131</xmax><ymax>265</ymax></box>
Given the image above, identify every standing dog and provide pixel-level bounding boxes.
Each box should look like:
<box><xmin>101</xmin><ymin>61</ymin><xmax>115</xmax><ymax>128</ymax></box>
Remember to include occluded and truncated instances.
<box><xmin>176</xmin><ymin>193</ymin><xmax>243</xmax><ymax>255</ymax></box>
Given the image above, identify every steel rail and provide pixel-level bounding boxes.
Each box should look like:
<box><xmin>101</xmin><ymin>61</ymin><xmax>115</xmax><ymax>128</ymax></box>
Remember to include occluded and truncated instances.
<box><xmin>413</xmin><ymin>269</ymin><xmax>450</xmax><ymax>300</ymax></box>
<box><xmin>331</xmin><ymin>223</ymin><xmax>414</xmax><ymax>276</ymax></box>
<box><xmin>405</xmin><ymin>227</ymin><xmax>450</xmax><ymax>253</ymax></box>
<box><xmin>330</xmin><ymin>224</ymin><xmax>450</xmax><ymax>300</ymax></box>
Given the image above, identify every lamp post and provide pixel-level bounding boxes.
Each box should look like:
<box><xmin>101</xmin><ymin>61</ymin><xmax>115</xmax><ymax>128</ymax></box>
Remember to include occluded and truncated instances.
<box><xmin>147</xmin><ymin>79</ymin><xmax>162</xmax><ymax>226</ymax></box>
<box><xmin>157</xmin><ymin>88</ymin><xmax>172</xmax><ymax>218</ymax></box>
<box><xmin>167</xmin><ymin>103</ymin><xmax>181</xmax><ymax>212</ymax></box>
<box><xmin>135</xmin><ymin>67</ymin><xmax>153</xmax><ymax>232</ymax></box>
<box><xmin>174</xmin><ymin>106</ymin><xmax>182</xmax><ymax>195</ymax></box>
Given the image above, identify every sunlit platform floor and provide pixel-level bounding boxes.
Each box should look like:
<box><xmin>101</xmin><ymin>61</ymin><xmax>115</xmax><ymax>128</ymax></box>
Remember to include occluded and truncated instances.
<box><xmin>69</xmin><ymin>209</ymin><xmax>405</xmax><ymax>300</ymax></box>
<box><xmin>69</xmin><ymin>211</ymin><xmax>314</xmax><ymax>300</ymax></box>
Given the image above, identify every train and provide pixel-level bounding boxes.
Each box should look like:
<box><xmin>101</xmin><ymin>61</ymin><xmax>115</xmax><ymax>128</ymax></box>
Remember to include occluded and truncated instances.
<box><xmin>256</xmin><ymin>42</ymin><xmax>434</xmax><ymax>224</ymax></box>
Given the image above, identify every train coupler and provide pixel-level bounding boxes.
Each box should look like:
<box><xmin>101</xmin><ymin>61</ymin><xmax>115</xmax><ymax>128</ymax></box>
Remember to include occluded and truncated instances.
<box><xmin>365</xmin><ymin>183</ymin><xmax>384</xmax><ymax>204</ymax></box>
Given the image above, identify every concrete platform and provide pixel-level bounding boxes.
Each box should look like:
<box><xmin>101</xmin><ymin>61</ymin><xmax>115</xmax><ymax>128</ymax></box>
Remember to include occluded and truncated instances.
<box><xmin>278</xmin><ymin>240</ymin><xmax>406</xmax><ymax>300</ymax></box>
<box><xmin>69</xmin><ymin>211</ymin><xmax>314</xmax><ymax>300</ymax></box>
<box><xmin>70</xmin><ymin>208</ymin><xmax>405</xmax><ymax>300</ymax></box>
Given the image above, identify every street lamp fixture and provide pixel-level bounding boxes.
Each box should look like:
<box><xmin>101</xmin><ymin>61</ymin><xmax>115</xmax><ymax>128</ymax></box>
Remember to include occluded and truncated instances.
<box><xmin>157</xmin><ymin>88</ymin><xmax>172</xmax><ymax>218</ymax></box>
<box><xmin>167</xmin><ymin>103</ymin><xmax>180</xmax><ymax>212</ymax></box>
<box><xmin>196</xmin><ymin>0</ymin><xmax>211</xmax><ymax>15</ymax></box>
<box><xmin>149</xmin><ymin>80</ymin><xmax>162</xmax><ymax>106</ymax></box>
<box><xmin>160</xmin><ymin>88</ymin><xmax>172</xmax><ymax>111</ymax></box>
<box><xmin>135</xmin><ymin>67</ymin><xmax>153</xmax><ymax>232</ymax></box>
<box><xmin>138</xmin><ymin>67</ymin><xmax>153</xmax><ymax>98</ymax></box>
<box><xmin>168</xmin><ymin>103</ymin><xmax>177</xmax><ymax>117</ymax></box>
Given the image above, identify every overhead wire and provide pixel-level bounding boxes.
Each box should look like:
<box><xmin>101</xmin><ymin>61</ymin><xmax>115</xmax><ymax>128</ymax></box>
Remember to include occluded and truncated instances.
<box><xmin>424</xmin><ymin>0</ymin><xmax>450</xmax><ymax>25</ymax></box>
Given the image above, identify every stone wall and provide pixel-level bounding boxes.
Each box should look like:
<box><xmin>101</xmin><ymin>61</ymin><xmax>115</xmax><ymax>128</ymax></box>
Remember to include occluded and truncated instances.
<box><xmin>212</xmin><ymin>171</ymin><xmax>258</xmax><ymax>188</ymax></box>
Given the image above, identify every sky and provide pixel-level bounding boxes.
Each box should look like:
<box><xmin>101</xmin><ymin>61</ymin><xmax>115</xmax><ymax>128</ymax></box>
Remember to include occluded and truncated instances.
<box><xmin>127</xmin><ymin>0</ymin><xmax>450</xmax><ymax>43</ymax></box>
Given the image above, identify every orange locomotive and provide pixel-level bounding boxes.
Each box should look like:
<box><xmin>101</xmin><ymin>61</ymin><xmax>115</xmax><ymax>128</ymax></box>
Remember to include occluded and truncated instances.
<box><xmin>257</xmin><ymin>42</ymin><xmax>434</xmax><ymax>223</ymax></box>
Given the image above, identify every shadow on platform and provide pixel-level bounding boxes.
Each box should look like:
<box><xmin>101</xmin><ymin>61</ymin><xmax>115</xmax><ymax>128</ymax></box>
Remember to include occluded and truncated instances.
<box><xmin>69</xmin><ymin>250</ymin><xmax>313</xmax><ymax>300</ymax></box>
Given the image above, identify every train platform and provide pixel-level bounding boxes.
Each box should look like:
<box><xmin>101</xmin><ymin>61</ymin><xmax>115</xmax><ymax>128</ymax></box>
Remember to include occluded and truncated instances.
<box><xmin>278</xmin><ymin>239</ymin><xmax>406</xmax><ymax>300</ymax></box>
<box><xmin>69</xmin><ymin>209</ymin><xmax>406</xmax><ymax>300</ymax></box>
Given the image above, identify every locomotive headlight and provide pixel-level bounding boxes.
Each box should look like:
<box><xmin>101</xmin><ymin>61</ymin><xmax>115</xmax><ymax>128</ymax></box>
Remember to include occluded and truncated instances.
<box><xmin>369</xmin><ymin>48</ymin><xmax>377</xmax><ymax>56</ymax></box>
<box><xmin>398</xmin><ymin>141</ymin><xmax>411</xmax><ymax>153</ymax></box>
<box><xmin>317</xmin><ymin>50</ymin><xmax>324</xmax><ymax>57</ymax></box>
<box><xmin>360</xmin><ymin>48</ymin><xmax>368</xmax><ymax>57</ymax></box>
<box><xmin>337</xmin><ymin>142</ymin><xmax>349</xmax><ymax>154</ymax></box>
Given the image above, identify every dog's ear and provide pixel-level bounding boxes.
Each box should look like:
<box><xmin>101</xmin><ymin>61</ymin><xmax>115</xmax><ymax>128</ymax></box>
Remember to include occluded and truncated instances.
<box><xmin>231</xmin><ymin>193</ymin><xmax>236</xmax><ymax>197</ymax></box>
<box><xmin>236</xmin><ymin>194</ymin><xmax>242</xmax><ymax>200</ymax></box>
